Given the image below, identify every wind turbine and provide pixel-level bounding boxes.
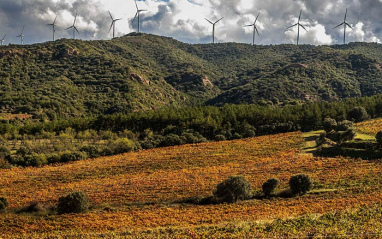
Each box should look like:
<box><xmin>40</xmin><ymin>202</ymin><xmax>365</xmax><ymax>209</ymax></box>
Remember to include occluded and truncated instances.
<box><xmin>205</xmin><ymin>17</ymin><xmax>224</xmax><ymax>44</ymax></box>
<box><xmin>16</xmin><ymin>26</ymin><xmax>25</xmax><ymax>45</ymax></box>
<box><xmin>287</xmin><ymin>10</ymin><xmax>308</xmax><ymax>45</ymax></box>
<box><xmin>132</xmin><ymin>0</ymin><xmax>147</xmax><ymax>33</ymax></box>
<box><xmin>66</xmin><ymin>14</ymin><xmax>80</xmax><ymax>39</ymax></box>
<box><xmin>334</xmin><ymin>8</ymin><xmax>353</xmax><ymax>45</ymax></box>
<box><xmin>0</xmin><ymin>35</ymin><xmax>6</xmax><ymax>46</ymax></box>
<box><xmin>47</xmin><ymin>15</ymin><xmax>58</xmax><ymax>41</ymax></box>
<box><xmin>108</xmin><ymin>11</ymin><xmax>122</xmax><ymax>38</ymax></box>
<box><xmin>244</xmin><ymin>12</ymin><xmax>260</xmax><ymax>45</ymax></box>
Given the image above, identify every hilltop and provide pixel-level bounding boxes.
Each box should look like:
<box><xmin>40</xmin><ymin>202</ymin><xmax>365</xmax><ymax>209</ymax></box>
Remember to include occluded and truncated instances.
<box><xmin>1</xmin><ymin>33</ymin><xmax>382</xmax><ymax>118</ymax></box>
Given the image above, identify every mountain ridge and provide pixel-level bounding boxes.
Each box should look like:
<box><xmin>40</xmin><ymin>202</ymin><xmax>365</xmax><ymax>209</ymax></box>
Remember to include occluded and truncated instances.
<box><xmin>1</xmin><ymin>33</ymin><xmax>382</xmax><ymax>119</ymax></box>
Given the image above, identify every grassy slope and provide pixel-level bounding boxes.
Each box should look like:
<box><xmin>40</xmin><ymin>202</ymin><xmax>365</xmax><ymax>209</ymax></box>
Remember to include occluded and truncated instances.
<box><xmin>1</xmin><ymin>130</ymin><xmax>382</xmax><ymax>238</ymax></box>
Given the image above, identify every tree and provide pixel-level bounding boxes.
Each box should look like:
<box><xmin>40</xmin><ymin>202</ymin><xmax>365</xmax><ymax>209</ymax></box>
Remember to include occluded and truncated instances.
<box><xmin>323</xmin><ymin>118</ymin><xmax>337</xmax><ymax>133</ymax></box>
<box><xmin>262</xmin><ymin>178</ymin><xmax>280</xmax><ymax>197</ymax></box>
<box><xmin>289</xmin><ymin>174</ymin><xmax>313</xmax><ymax>195</ymax></box>
<box><xmin>213</xmin><ymin>176</ymin><xmax>252</xmax><ymax>203</ymax></box>
<box><xmin>57</xmin><ymin>191</ymin><xmax>89</xmax><ymax>214</ymax></box>
<box><xmin>347</xmin><ymin>106</ymin><xmax>369</xmax><ymax>123</ymax></box>
<box><xmin>0</xmin><ymin>197</ymin><xmax>8</xmax><ymax>212</ymax></box>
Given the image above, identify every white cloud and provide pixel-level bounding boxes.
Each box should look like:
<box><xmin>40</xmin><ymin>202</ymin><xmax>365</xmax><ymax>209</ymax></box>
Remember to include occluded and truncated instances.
<box><xmin>1</xmin><ymin>0</ymin><xmax>382</xmax><ymax>45</ymax></box>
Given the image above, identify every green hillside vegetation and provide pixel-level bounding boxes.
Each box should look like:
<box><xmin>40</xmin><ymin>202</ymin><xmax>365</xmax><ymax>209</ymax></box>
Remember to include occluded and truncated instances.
<box><xmin>2</xmin><ymin>34</ymin><xmax>382</xmax><ymax>119</ymax></box>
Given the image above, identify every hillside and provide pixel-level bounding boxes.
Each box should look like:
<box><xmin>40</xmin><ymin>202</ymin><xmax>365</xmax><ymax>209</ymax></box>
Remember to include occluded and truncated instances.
<box><xmin>1</xmin><ymin>130</ymin><xmax>382</xmax><ymax>237</ymax></box>
<box><xmin>2</xmin><ymin>34</ymin><xmax>382</xmax><ymax>118</ymax></box>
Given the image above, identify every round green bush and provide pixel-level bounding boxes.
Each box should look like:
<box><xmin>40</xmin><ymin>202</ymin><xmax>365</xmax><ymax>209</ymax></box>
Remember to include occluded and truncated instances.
<box><xmin>323</xmin><ymin>118</ymin><xmax>337</xmax><ymax>133</ymax></box>
<box><xmin>289</xmin><ymin>174</ymin><xmax>313</xmax><ymax>195</ymax></box>
<box><xmin>214</xmin><ymin>134</ymin><xmax>226</xmax><ymax>141</ymax></box>
<box><xmin>0</xmin><ymin>197</ymin><xmax>9</xmax><ymax>212</ymax></box>
<box><xmin>213</xmin><ymin>175</ymin><xmax>252</xmax><ymax>203</ymax></box>
<box><xmin>79</xmin><ymin>145</ymin><xmax>99</xmax><ymax>158</ymax></box>
<box><xmin>337</xmin><ymin>120</ymin><xmax>353</xmax><ymax>131</ymax></box>
<box><xmin>262</xmin><ymin>178</ymin><xmax>280</xmax><ymax>197</ymax></box>
<box><xmin>57</xmin><ymin>191</ymin><xmax>89</xmax><ymax>214</ymax></box>
<box><xmin>60</xmin><ymin>151</ymin><xmax>88</xmax><ymax>163</ymax></box>
<box><xmin>347</xmin><ymin>106</ymin><xmax>369</xmax><ymax>123</ymax></box>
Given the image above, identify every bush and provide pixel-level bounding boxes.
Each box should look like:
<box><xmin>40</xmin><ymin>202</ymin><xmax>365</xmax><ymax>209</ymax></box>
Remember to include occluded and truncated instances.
<box><xmin>160</xmin><ymin>134</ymin><xmax>184</xmax><ymax>147</ymax></box>
<box><xmin>0</xmin><ymin>197</ymin><xmax>9</xmax><ymax>212</ymax></box>
<box><xmin>213</xmin><ymin>175</ymin><xmax>252</xmax><ymax>203</ymax></box>
<box><xmin>376</xmin><ymin>131</ymin><xmax>382</xmax><ymax>146</ymax></box>
<box><xmin>79</xmin><ymin>145</ymin><xmax>99</xmax><ymax>158</ymax></box>
<box><xmin>337</xmin><ymin>120</ymin><xmax>353</xmax><ymax>131</ymax></box>
<box><xmin>347</xmin><ymin>106</ymin><xmax>369</xmax><ymax>123</ymax></box>
<box><xmin>289</xmin><ymin>174</ymin><xmax>313</xmax><ymax>195</ymax></box>
<box><xmin>262</xmin><ymin>178</ymin><xmax>280</xmax><ymax>197</ymax></box>
<box><xmin>109</xmin><ymin>138</ymin><xmax>135</xmax><ymax>154</ymax></box>
<box><xmin>60</xmin><ymin>151</ymin><xmax>88</xmax><ymax>163</ymax></box>
<box><xmin>323</xmin><ymin>118</ymin><xmax>337</xmax><ymax>133</ymax></box>
<box><xmin>57</xmin><ymin>191</ymin><xmax>89</xmax><ymax>214</ymax></box>
<box><xmin>0</xmin><ymin>145</ymin><xmax>11</xmax><ymax>160</ymax></box>
<box><xmin>214</xmin><ymin>134</ymin><xmax>226</xmax><ymax>141</ymax></box>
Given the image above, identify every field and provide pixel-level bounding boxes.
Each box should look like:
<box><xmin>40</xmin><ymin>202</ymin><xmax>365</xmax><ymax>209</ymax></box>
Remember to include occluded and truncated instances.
<box><xmin>1</xmin><ymin>125</ymin><xmax>382</xmax><ymax>237</ymax></box>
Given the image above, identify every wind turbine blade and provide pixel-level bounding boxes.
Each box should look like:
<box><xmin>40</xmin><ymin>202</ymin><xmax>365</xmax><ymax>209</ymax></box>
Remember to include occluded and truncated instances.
<box><xmin>75</xmin><ymin>27</ymin><xmax>80</xmax><ymax>34</ymax></box>
<box><xmin>346</xmin><ymin>23</ymin><xmax>354</xmax><ymax>30</ymax></box>
<box><xmin>300</xmin><ymin>24</ymin><xmax>308</xmax><ymax>32</ymax></box>
<box><xmin>53</xmin><ymin>15</ymin><xmax>58</xmax><ymax>25</ymax></box>
<box><xmin>255</xmin><ymin>12</ymin><xmax>260</xmax><ymax>23</ymax></box>
<box><xmin>134</xmin><ymin>0</ymin><xmax>138</xmax><ymax>10</ymax></box>
<box><xmin>298</xmin><ymin>10</ymin><xmax>302</xmax><ymax>21</ymax></box>
<box><xmin>132</xmin><ymin>12</ymin><xmax>138</xmax><ymax>23</ymax></box>
<box><xmin>215</xmin><ymin>17</ymin><xmax>224</xmax><ymax>24</ymax></box>
<box><xmin>21</xmin><ymin>26</ymin><xmax>25</xmax><ymax>34</ymax></box>
<box><xmin>333</xmin><ymin>22</ymin><xmax>344</xmax><ymax>29</ymax></box>
<box><xmin>244</xmin><ymin>24</ymin><xmax>254</xmax><ymax>27</ymax></box>
<box><xmin>109</xmin><ymin>11</ymin><xmax>114</xmax><ymax>20</ymax></box>
<box><xmin>205</xmin><ymin>18</ymin><xmax>213</xmax><ymax>24</ymax></box>
<box><xmin>2</xmin><ymin>35</ymin><xmax>6</xmax><ymax>40</ymax></box>
<box><xmin>74</xmin><ymin>14</ymin><xmax>77</xmax><ymax>25</ymax></box>
<box><xmin>344</xmin><ymin>8</ymin><xmax>348</xmax><ymax>21</ymax></box>
<box><xmin>66</xmin><ymin>26</ymin><xmax>73</xmax><ymax>30</ymax></box>
<box><xmin>286</xmin><ymin>23</ymin><xmax>298</xmax><ymax>29</ymax></box>
<box><xmin>115</xmin><ymin>18</ymin><xmax>122</xmax><ymax>21</ymax></box>
<box><xmin>109</xmin><ymin>22</ymin><xmax>114</xmax><ymax>33</ymax></box>
<box><xmin>255</xmin><ymin>27</ymin><xmax>260</xmax><ymax>36</ymax></box>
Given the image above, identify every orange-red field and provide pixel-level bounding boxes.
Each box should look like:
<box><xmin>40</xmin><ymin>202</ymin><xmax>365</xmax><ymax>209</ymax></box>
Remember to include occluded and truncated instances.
<box><xmin>0</xmin><ymin>129</ymin><xmax>381</xmax><ymax>238</ymax></box>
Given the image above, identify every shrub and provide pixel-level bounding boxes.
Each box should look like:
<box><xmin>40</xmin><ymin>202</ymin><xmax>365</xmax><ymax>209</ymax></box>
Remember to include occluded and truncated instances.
<box><xmin>262</xmin><ymin>178</ymin><xmax>280</xmax><ymax>197</ymax></box>
<box><xmin>0</xmin><ymin>197</ymin><xmax>8</xmax><ymax>212</ymax></box>
<box><xmin>337</xmin><ymin>120</ymin><xmax>353</xmax><ymax>131</ymax></box>
<box><xmin>60</xmin><ymin>151</ymin><xmax>88</xmax><ymax>163</ymax></box>
<box><xmin>376</xmin><ymin>131</ymin><xmax>382</xmax><ymax>146</ymax></box>
<box><xmin>347</xmin><ymin>106</ymin><xmax>369</xmax><ymax>123</ymax></box>
<box><xmin>57</xmin><ymin>191</ymin><xmax>89</xmax><ymax>214</ymax></box>
<box><xmin>213</xmin><ymin>175</ymin><xmax>252</xmax><ymax>203</ymax></box>
<box><xmin>323</xmin><ymin>118</ymin><xmax>337</xmax><ymax>133</ymax></box>
<box><xmin>109</xmin><ymin>138</ymin><xmax>135</xmax><ymax>154</ymax></box>
<box><xmin>79</xmin><ymin>145</ymin><xmax>99</xmax><ymax>158</ymax></box>
<box><xmin>160</xmin><ymin>134</ymin><xmax>184</xmax><ymax>147</ymax></box>
<box><xmin>0</xmin><ymin>145</ymin><xmax>11</xmax><ymax>160</ymax></box>
<box><xmin>289</xmin><ymin>174</ymin><xmax>313</xmax><ymax>195</ymax></box>
<box><xmin>214</xmin><ymin>134</ymin><xmax>226</xmax><ymax>141</ymax></box>
<box><xmin>337</xmin><ymin>128</ymin><xmax>356</xmax><ymax>142</ymax></box>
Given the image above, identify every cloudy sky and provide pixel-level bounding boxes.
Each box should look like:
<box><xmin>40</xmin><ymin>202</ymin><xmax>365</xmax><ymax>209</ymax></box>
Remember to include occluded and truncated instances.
<box><xmin>0</xmin><ymin>0</ymin><xmax>381</xmax><ymax>45</ymax></box>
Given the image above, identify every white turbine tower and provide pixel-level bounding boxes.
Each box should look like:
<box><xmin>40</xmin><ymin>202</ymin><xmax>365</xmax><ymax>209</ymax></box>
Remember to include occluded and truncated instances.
<box><xmin>109</xmin><ymin>11</ymin><xmax>122</xmax><ymax>38</ymax></box>
<box><xmin>287</xmin><ymin>10</ymin><xmax>308</xmax><ymax>45</ymax></box>
<box><xmin>132</xmin><ymin>0</ymin><xmax>147</xmax><ymax>33</ymax></box>
<box><xmin>205</xmin><ymin>17</ymin><xmax>224</xmax><ymax>44</ymax></box>
<box><xmin>244</xmin><ymin>13</ymin><xmax>260</xmax><ymax>45</ymax></box>
<box><xmin>48</xmin><ymin>15</ymin><xmax>58</xmax><ymax>41</ymax></box>
<box><xmin>16</xmin><ymin>26</ymin><xmax>25</xmax><ymax>45</ymax></box>
<box><xmin>334</xmin><ymin>8</ymin><xmax>354</xmax><ymax>45</ymax></box>
<box><xmin>66</xmin><ymin>14</ymin><xmax>80</xmax><ymax>39</ymax></box>
<box><xmin>0</xmin><ymin>35</ymin><xmax>6</xmax><ymax>46</ymax></box>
